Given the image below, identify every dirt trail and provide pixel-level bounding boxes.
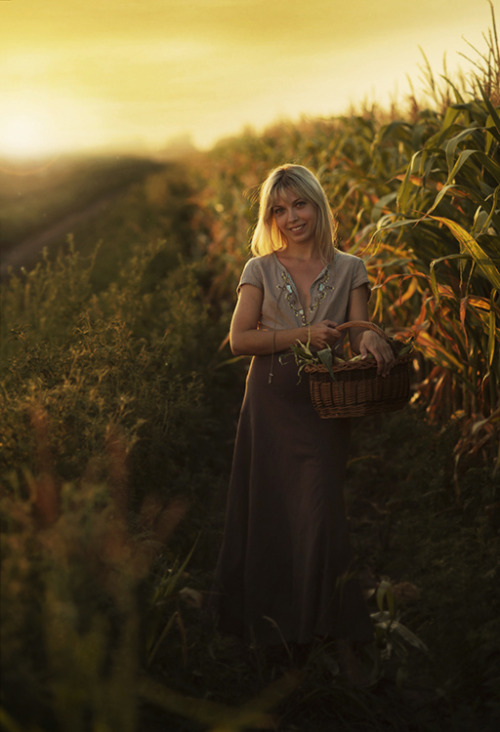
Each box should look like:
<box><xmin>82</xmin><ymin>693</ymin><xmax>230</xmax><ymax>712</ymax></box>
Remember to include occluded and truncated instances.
<box><xmin>0</xmin><ymin>193</ymin><xmax>117</xmax><ymax>280</ymax></box>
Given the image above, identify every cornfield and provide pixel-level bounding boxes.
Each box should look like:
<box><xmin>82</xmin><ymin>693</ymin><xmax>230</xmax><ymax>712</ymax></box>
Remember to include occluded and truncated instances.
<box><xmin>191</xmin><ymin>8</ymin><xmax>500</xmax><ymax>486</ymax></box>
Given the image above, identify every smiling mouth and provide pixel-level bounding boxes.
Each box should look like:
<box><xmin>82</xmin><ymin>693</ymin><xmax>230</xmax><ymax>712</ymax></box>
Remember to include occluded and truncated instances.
<box><xmin>290</xmin><ymin>224</ymin><xmax>305</xmax><ymax>232</ymax></box>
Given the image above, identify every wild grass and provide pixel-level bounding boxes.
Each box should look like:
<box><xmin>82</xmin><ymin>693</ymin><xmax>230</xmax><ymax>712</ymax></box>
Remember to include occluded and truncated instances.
<box><xmin>0</xmin><ymin>155</ymin><xmax>162</xmax><ymax>255</ymax></box>
<box><xmin>0</xmin><ymin>232</ymin><xmax>240</xmax><ymax>731</ymax></box>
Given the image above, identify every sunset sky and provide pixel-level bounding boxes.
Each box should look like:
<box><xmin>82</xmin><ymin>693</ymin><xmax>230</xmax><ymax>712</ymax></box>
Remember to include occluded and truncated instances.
<box><xmin>0</xmin><ymin>0</ymin><xmax>494</xmax><ymax>157</ymax></box>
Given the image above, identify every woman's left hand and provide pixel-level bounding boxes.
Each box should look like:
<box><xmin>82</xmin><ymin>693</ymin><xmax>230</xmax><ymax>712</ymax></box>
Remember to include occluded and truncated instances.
<box><xmin>359</xmin><ymin>330</ymin><xmax>396</xmax><ymax>377</ymax></box>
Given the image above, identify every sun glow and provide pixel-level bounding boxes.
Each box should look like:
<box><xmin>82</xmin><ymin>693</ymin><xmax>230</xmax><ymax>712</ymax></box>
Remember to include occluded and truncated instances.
<box><xmin>0</xmin><ymin>1</ymin><xmax>492</xmax><ymax>157</ymax></box>
<box><xmin>0</xmin><ymin>96</ymin><xmax>66</xmax><ymax>160</ymax></box>
<box><xmin>0</xmin><ymin>97</ymin><xmax>108</xmax><ymax>160</ymax></box>
<box><xmin>0</xmin><ymin>113</ymin><xmax>51</xmax><ymax>158</ymax></box>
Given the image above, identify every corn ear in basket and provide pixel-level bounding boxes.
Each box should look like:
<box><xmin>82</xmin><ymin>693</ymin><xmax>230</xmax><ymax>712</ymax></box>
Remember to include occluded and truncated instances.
<box><xmin>303</xmin><ymin>321</ymin><xmax>414</xmax><ymax>419</ymax></box>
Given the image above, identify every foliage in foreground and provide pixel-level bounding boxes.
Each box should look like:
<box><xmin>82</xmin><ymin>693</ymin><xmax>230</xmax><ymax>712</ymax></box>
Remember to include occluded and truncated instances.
<box><xmin>0</xmin><ymin>236</ymin><xmax>237</xmax><ymax>731</ymax></box>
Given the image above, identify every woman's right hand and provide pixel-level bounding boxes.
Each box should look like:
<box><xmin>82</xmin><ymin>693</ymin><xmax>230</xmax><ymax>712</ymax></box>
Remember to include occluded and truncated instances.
<box><xmin>305</xmin><ymin>320</ymin><xmax>341</xmax><ymax>350</ymax></box>
<box><xmin>231</xmin><ymin>285</ymin><xmax>342</xmax><ymax>356</ymax></box>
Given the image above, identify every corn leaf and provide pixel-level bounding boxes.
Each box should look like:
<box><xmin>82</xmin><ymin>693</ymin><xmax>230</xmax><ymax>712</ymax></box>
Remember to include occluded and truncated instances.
<box><xmin>428</xmin><ymin>216</ymin><xmax>500</xmax><ymax>289</ymax></box>
<box><xmin>445</xmin><ymin>131</ymin><xmax>480</xmax><ymax>172</ymax></box>
<box><xmin>476</xmin><ymin>150</ymin><xmax>500</xmax><ymax>185</ymax></box>
<box><xmin>475</xmin><ymin>183</ymin><xmax>500</xmax><ymax>235</ymax></box>
<box><xmin>429</xmin><ymin>253</ymin><xmax>472</xmax><ymax>300</ymax></box>
<box><xmin>480</xmin><ymin>85</ymin><xmax>500</xmax><ymax>136</ymax></box>
<box><xmin>376</xmin><ymin>580</ymin><xmax>396</xmax><ymax>615</ymax></box>
<box><xmin>317</xmin><ymin>347</ymin><xmax>336</xmax><ymax>380</ymax></box>
<box><xmin>389</xmin><ymin>620</ymin><xmax>429</xmax><ymax>653</ymax></box>
<box><xmin>396</xmin><ymin>151</ymin><xmax>421</xmax><ymax>212</ymax></box>
<box><xmin>488</xmin><ymin>297</ymin><xmax>498</xmax><ymax>368</ymax></box>
<box><xmin>446</xmin><ymin>148</ymin><xmax>479</xmax><ymax>183</ymax></box>
<box><xmin>416</xmin><ymin>331</ymin><xmax>467</xmax><ymax>373</ymax></box>
<box><xmin>424</xmin><ymin>181</ymin><xmax>471</xmax><ymax>218</ymax></box>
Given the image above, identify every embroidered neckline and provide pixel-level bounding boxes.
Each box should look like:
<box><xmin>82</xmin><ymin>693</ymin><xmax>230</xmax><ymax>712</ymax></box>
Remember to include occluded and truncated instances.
<box><xmin>275</xmin><ymin>260</ymin><xmax>334</xmax><ymax>326</ymax></box>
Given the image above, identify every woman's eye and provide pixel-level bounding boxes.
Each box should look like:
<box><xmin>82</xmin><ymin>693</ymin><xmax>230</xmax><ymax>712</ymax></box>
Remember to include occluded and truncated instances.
<box><xmin>274</xmin><ymin>207</ymin><xmax>284</xmax><ymax>215</ymax></box>
<box><xmin>296</xmin><ymin>200</ymin><xmax>306</xmax><ymax>208</ymax></box>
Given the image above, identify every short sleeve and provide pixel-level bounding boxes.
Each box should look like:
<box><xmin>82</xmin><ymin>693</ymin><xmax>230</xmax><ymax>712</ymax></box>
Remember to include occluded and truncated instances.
<box><xmin>351</xmin><ymin>257</ymin><xmax>371</xmax><ymax>298</ymax></box>
<box><xmin>237</xmin><ymin>258</ymin><xmax>264</xmax><ymax>293</ymax></box>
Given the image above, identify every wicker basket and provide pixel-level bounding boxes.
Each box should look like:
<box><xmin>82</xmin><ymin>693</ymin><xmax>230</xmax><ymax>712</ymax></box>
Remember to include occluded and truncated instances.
<box><xmin>305</xmin><ymin>320</ymin><xmax>413</xmax><ymax>419</ymax></box>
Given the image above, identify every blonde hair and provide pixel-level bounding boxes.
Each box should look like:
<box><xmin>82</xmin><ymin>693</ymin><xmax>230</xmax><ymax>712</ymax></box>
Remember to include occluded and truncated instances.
<box><xmin>250</xmin><ymin>164</ymin><xmax>338</xmax><ymax>261</ymax></box>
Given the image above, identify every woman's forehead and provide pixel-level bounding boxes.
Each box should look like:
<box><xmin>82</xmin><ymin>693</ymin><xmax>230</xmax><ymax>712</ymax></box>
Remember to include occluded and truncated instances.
<box><xmin>270</xmin><ymin>184</ymin><xmax>303</xmax><ymax>206</ymax></box>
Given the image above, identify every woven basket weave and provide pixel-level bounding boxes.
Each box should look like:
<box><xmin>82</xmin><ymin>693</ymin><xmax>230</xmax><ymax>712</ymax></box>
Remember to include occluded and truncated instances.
<box><xmin>305</xmin><ymin>321</ymin><xmax>413</xmax><ymax>419</ymax></box>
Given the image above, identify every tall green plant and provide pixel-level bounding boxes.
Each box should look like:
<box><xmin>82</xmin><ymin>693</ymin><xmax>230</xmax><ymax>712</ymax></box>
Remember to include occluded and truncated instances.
<box><xmin>366</xmin><ymin>34</ymin><xmax>500</xmax><ymax>480</ymax></box>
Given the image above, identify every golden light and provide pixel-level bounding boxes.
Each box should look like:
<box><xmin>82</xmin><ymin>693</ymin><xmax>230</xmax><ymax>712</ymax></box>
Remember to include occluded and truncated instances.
<box><xmin>0</xmin><ymin>1</ymin><xmax>491</xmax><ymax>157</ymax></box>
<box><xmin>0</xmin><ymin>96</ymin><xmax>105</xmax><ymax>160</ymax></box>
<box><xmin>0</xmin><ymin>113</ymin><xmax>50</xmax><ymax>158</ymax></box>
<box><xmin>0</xmin><ymin>96</ymin><xmax>64</xmax><ymax>160</ymax></box>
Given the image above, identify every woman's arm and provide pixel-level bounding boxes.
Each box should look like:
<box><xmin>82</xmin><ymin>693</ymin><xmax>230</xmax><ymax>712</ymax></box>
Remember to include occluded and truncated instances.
<box><xmin>230</xmin><ymin>284</ymin><xmax>341</xmax><ymax>356</ymax></box>
<box><xmin>347</xmin><ymin>284</ymin><xmax>395</xmax><ymax>376</ymax></box>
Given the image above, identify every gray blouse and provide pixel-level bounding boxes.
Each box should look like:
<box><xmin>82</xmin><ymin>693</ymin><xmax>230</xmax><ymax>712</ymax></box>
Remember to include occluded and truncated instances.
<box><xmin>238</xmin><ymin>251</ymin><xmax>370</xmax><ymax>330</ymax></box>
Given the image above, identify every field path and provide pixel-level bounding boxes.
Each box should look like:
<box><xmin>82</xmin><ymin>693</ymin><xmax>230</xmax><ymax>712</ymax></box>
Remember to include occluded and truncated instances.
<box><xmin>0</xmin><ymin>193</ymin><xmax>118</xmax><ymax>280</ymax></box>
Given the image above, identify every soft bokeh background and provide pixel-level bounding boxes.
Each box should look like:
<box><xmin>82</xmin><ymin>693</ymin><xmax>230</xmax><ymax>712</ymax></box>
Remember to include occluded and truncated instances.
<box><xmin>0</xmin><ymin>0</ymin><xmax>493</xmax><ymax>155</ymax></box>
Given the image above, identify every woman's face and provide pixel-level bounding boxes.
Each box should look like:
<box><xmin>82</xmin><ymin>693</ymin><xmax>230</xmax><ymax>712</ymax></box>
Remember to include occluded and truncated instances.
<box><xmin>272</xmin><ymin>188</ymin><xmax>317</xmax><ymax>249</ymax></box>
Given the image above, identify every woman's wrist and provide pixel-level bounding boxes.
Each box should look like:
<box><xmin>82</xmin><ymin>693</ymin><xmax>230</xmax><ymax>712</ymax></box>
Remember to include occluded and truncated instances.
<box><xmin>350</xmin><ymin>326</ymin><xmax>371</xmax><ymax>353</ymax></box>
<box><xmin>296</xmin><ymin>326</ymin><xmax>310</xmax><ymax>345</ymax></box>
<box><xmin>275</xmin><ymin>326</ymin><xmax>308</xmax><ymax>351</ymax></box>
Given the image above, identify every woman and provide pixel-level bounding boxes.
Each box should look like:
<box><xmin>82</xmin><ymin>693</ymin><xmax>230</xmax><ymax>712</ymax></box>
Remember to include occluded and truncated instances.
<box><xmin>211</xmin><ymin>164</ymin><xmax>394</xmax><ymax>652</ymax></box>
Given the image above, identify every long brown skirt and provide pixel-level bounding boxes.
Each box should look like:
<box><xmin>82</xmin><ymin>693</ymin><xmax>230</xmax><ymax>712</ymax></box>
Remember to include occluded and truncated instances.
<box><xmin>211</xmin><ymin>353</ymin><xmax>373</xmax><ymax>645</ymax></box>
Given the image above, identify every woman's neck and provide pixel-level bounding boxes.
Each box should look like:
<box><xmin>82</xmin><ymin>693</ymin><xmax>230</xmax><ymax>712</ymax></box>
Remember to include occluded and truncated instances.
<box><xmin>277</xmin><ymin>243</ymin><xmax>319</xmax><ymax>262</ymax></box>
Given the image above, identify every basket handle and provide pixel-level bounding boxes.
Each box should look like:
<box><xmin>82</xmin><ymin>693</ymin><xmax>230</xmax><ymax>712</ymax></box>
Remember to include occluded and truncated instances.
<box><xmin>335</xmin><ymin>320</ymin><xmax>390</xmax><ymax>341</ymax></box>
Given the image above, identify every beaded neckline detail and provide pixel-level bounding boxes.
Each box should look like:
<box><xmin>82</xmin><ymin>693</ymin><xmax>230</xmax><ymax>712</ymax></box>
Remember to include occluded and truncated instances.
<box><xmin>276</xmin><ymin>265</ymin><xmax>334</xmax><ymax>326</ymax></box>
